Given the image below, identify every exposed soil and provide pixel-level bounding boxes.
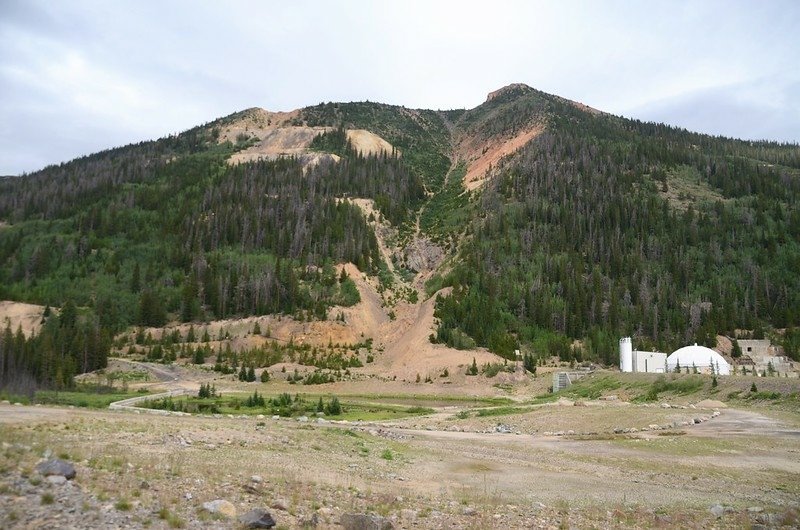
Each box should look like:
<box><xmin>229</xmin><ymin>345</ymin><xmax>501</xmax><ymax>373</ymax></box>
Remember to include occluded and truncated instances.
<box><xmin>0</xmin><ymin>301</ymin><xmax>46</xmax><ymax>338</ymax></box>
<box><xmin>458</xmin><ymin>125</ymin><xmax>544</xmax><ymax>190</ymax></box>
<box><xmin>221</xmin><ymin>108</ymin><xmax>394</xmax><ymax>167</ymax></box>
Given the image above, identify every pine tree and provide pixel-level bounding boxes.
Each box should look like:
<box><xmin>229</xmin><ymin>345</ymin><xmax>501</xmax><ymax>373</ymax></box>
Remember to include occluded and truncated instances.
<box><xmin>325</xmin><ymin>396</ymin><xmax>341</xmax><ymax>415</ymax></box>
<box><xmin>193</xmin><ymin>347</ymin><xmax>205</xmax><ymax>365</ymax></box>
<box><xmin>467</xmin><ymin>357</ymin><xmax>479</xmax><ymax>376</ymax></box>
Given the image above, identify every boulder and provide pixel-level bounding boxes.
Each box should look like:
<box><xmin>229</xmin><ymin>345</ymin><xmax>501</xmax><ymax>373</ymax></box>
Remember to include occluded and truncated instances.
<box><xmin>202</xmin><ymin>499</ymin><xmax>237</xmax><ymax>518</ymax></box>
<box><xmin>46</xmin><ymin>475</ymin><xmax>67</xmax><ymax>485</ymax></box>
<box><xmin>340</xmin><ymin>513</ymin><xmax>394</xmax><ymax>530</ymax></box>
<box><xmin>36</xmin><ymin>459</ymin><xmax>76</xmax><ymax>480</ymax></box>
<box><xmin>239</xmin><ymin>508</ymin><xmax>277</xmax><ymax>528</ymax></box>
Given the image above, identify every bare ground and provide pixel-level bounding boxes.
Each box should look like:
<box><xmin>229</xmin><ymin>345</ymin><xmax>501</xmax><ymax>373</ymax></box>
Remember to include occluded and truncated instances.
<box><xmin>0</xmin><ymin>301</ymin><xmax>46</xmax><ymax>338</ymax></box>
<box><xmin>1</xmin><ymin>395</ymin><xmax>798</xmax><ymax>529</ymax></box>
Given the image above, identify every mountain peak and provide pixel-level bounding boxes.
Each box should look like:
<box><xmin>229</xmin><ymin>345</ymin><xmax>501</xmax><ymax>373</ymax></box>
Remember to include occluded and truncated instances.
<box><xmin>486</xmin><ymin>83</ymin><xmax>534</xmax><ymax>102</ymax></box>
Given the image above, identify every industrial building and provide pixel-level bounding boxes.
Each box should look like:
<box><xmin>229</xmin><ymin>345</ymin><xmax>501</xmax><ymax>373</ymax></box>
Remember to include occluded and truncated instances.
<box><xmin>618</xmin><ymin>337</ymin><xmax>667</xmax><ymax>373</ymax></box>
<box><xmin>666</xmin><ymin>344</ymin><xmax>731</xmax><ymax>375</ymax></box>
<box><xmin>735</xmin><ymin>339</ymin><xmax>796</xmax><ymax>376</ymax></box>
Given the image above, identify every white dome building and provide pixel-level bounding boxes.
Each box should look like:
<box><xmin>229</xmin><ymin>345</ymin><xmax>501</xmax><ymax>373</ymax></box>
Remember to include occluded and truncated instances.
<box><xmin>666</xmin><ymin>344</ymin><xmax>730</xmax><ymax>375</ymax></box>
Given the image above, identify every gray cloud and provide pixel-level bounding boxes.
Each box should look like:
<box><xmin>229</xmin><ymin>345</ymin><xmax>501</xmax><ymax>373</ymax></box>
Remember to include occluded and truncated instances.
<box><xmin>1</xmin><ymin>0</ymin><xmax>798</xmax><ymax>175</ymax></box>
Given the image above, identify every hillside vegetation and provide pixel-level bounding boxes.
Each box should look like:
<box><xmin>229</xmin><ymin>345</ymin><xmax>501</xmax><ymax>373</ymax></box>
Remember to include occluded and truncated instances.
<box><xmin>1</xmin><ymin>84</ymin><xmax>799</xmax><ymax>390</ymax></box>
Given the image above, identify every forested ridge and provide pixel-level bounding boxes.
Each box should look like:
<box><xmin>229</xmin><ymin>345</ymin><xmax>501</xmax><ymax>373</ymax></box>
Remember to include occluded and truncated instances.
<box><xmin>0</xmin><ymin>114</ymin><xmax>424</xmax><ymax>390</ymax></box>
<box><xmin>1</xmin><ymin>85</ymin><xmax>799</xmax><ymax>391</ymax></box>
<box><xmin>433</xmin><ymin>87</ymin><xmax>800</xmax><ymax>362</ymax></box>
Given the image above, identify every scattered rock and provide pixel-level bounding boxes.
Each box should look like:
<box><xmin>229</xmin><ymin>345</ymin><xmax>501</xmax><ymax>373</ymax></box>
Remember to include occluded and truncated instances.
<box><xmin>709</xmin><ymin>504</ymin><xmax>725</xmax><ymax>518</ymax></box>
<box><xmin>251</xmin><ymin>475</ymin><xmax>264</xmax><ymax>484</ymax></box>
<box><xmin>202</xmin><ymin>499</ymin><xmax>237</xmax><ymax>518</ymax></box>
<box><xmin>46</xmin><ymin>475</ymin><xmax>67</xmax><ymax>485</ymax></box>
<box><xmin>340</xmin><ymin>512</ymin><xmax>394</xmax><ymax>530</ymax></box>
<box><xmin>239</xmin><ymin>508</ymin><xmax>277</xmax><ymax>528</ymax></box>
<box><xmin>184</xmin><ymin>492</ymin><xmax>193</xmax><ymax>501</ymax></box>
<box><xmin>462</xmin><ymin>507</ymin><xmax>477</xmax><ymax>516</ymax></box>
<box><xmin>403</xmin><ymin>237</ymin><xmax>443</xmax><ymax>273</ymax></box>
<box><xmin>36</xmin><ymin>459</ymin><xmax>76</xmax><ymax>480</ymax></box>
<box><xmin>747</xmin><ymin>506</ymin><xmax>764</xmax><ymax>513</ymax></box>
<box><xmin>301</xmin><ymin>512</ymin><xmax>320</xmax><ymax>527</ymax></box>
<box><xmin>271</xmin><ymin>498</ymin><xmax>289</xmax><ymax>511</ymax></box>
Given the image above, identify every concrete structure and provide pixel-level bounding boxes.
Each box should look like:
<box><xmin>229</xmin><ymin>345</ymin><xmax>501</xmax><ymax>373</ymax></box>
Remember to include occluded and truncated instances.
<box><xmin>552</xmin><ymin>371</ymin><xmax>589</xmax><ymax>392</ymax></box>
<box><xmin>737</xmin><ymin>339</ymin><xmax>771</xmax><ymax>360</ymax></box>
<box><xmin>633</xmin><ymin>350</ymin><xmax>667</xmax><ymax>373</ymax></box>
<box><xmin>667</xmin><ymin>344</ymin><xmax>731</xmax><ymax>375</ymax></box>
<box><xmin>735</xmin><ymin>338</ymin><xmax>796</xmax><ymax>376</ymax></box>
<box><xmin>619</xmin><ymin>337</ymin><xmax>666</xmax><ymax>373</ymax></box>
<box><xmin>619</xmin><ymin>337</ymin><xmax>633</xmax><ymax>373</ymax></box>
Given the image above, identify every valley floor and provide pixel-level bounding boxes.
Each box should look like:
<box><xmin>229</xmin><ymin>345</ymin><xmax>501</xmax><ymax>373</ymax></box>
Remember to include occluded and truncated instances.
<box><xmin>1</xmin><ymin>370</ymin><xmax>799</xmax><ymax>529</ymax></box>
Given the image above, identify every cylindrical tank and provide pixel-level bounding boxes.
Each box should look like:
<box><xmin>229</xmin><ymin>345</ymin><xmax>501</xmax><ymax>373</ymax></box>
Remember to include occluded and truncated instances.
<box><xmin>619</xmin><ymin>337</ymin><xmax>633</xmax><ymax>372</ymax></box>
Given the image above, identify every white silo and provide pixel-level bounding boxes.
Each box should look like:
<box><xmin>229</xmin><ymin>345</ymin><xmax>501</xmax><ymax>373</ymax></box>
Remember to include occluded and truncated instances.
<box><xmin>619</xmin><ymin>337</ymin><xmax>633</xmax><ymax>372</ymax></box>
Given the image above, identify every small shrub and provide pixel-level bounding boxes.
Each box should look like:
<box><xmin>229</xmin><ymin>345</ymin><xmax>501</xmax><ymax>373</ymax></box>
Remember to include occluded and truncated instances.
<box><xmin>115</xmin><ymin>499</ymin><xmax>132</xmax><ymax>511</ymax></box>
<box><xmin>380</xmin><ymin>449</ymin><xmax>394</xmax><ymax>461</ymax></box>
<box><xmin>41</xmin><ymin>493</ymin><xmax>54</xmax><ymax>505</ymax></box>
<box><xmin>159</xmin><ymin>507</ymin><xmax>185</xmax><ymax>528</ymax></box>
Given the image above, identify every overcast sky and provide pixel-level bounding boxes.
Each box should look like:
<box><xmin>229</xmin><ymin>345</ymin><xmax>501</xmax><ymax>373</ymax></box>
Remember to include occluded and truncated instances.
<box><xmin>1</xmin><ymin>0</ymin><xmax>798</xmax><ymax>175</ymax></box>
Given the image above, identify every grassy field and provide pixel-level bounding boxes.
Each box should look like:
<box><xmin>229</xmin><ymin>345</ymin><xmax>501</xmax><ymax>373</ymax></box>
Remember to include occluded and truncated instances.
<box><xmin>1</xmin><ymin>386</ymin><xmax>150</xmax><ymax>409</ymax></box>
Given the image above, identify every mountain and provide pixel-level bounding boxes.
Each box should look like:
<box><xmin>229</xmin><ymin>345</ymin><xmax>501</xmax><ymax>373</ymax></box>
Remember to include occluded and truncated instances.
<box><xmin>1</xmin><ymin>83</ymin><xmax>799</xmax><ymax>389</ymax></box>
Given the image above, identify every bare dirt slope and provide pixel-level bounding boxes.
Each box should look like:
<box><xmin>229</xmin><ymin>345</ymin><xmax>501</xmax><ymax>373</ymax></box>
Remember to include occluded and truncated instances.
<box><xmin>374</xmin><ymin>289</ymin><xmax>500</xmax><ymax>381</ymax></box>
<box><xmin>0</xmin><ymin>301</ymin><xmax>46</xmax><ymax>337</ymax></box>
<box><xmin>221</xmin><ymin>108</ymin><xmax>395</xmax><ymax>166</ymax></box>
<box><xmin>345</xmin><ymin>129</ymin><xmax>395</xmax><ymax>156</ymax></box>
<box><xmin>458</xmin><ymin>124</ymin><xmax>544</xmax><ymax>190</ymax></box>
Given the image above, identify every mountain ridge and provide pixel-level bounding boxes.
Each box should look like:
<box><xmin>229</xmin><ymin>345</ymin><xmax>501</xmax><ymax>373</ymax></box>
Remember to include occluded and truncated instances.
<box><xmin>1</xmin><ymin>83</ymin><xmax>799</xmax><ymax>390</ymax></box>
